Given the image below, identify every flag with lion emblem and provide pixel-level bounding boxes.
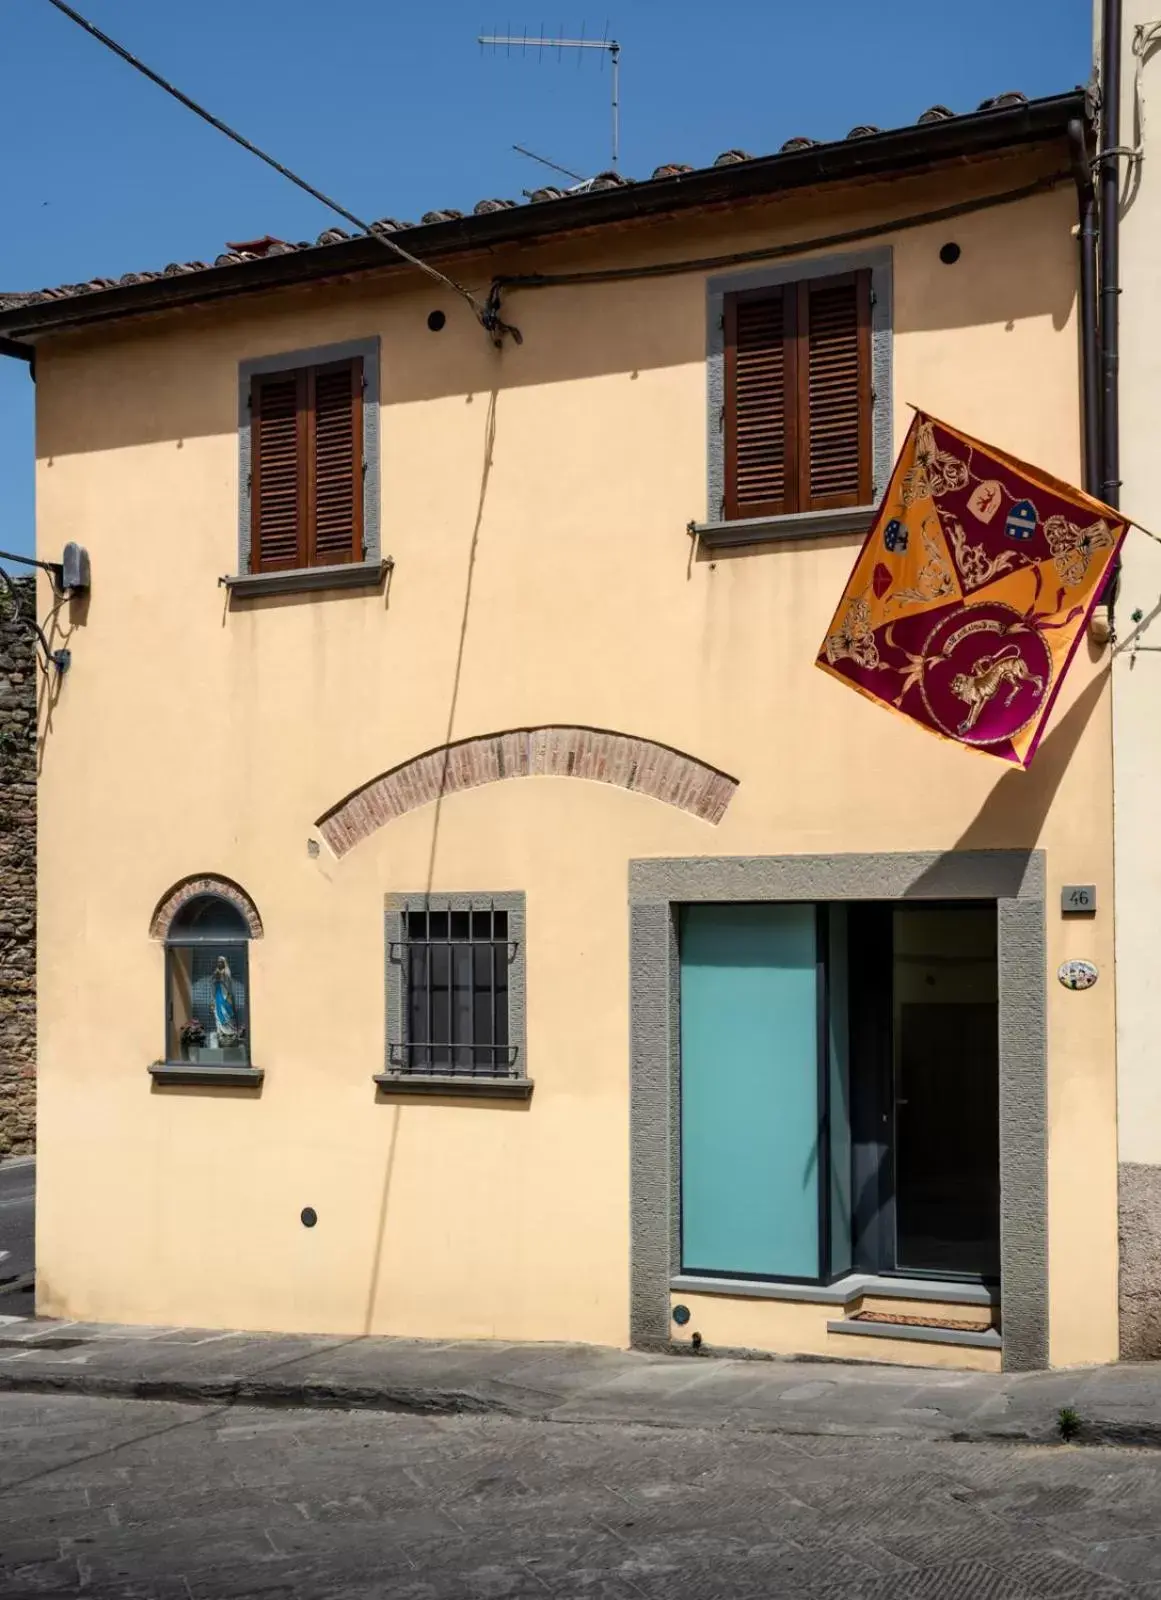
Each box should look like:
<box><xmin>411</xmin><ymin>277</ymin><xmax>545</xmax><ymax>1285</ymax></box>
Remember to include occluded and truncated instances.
<box><xmin>815</xmin><ymin>412</ymin><xmax>1127</xmax><ymax>768</ymax></box>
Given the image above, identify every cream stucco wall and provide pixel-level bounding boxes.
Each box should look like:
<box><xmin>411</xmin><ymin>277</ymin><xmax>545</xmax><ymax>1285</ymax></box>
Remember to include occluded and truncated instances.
<box><xmin>1104</xmin><ymin>0</ymin><xmax>1161</xmax><ymax>1357</ymax></box>
<box><xmin>34</xmin><ymin>150</ymin><xmax>1118</xmax><ymax>1365</ymax></box>
<box><xmin>1111</xmin><ymin>5</ymin><xmax>1161</xmax><ymax>1161</ymax></box>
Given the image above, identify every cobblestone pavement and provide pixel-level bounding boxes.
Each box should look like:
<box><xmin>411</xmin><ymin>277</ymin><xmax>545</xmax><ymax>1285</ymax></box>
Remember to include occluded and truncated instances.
<box><xmin>3</xmin><ymin>1394</ymin><xmax>1161</xmax><ymax>1598</ymax></box>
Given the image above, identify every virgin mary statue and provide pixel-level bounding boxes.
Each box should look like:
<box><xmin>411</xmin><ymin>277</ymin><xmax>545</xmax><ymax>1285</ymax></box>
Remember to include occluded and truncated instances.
<box><xmin>212</xmin><ymin>956</ymin><xmax>240</xmax><ymax>1046</ymax></box>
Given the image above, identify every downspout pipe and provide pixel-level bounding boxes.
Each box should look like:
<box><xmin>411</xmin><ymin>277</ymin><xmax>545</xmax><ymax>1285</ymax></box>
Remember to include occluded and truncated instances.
<box><xmin>1070</xmin><ymin>118</ymin><xmax>1101</xmax><ymax>497</ymax></box>
<box><xmin>1099</xmin><ymin>0</ymin><xmax>1123</xmax><ymax>513</ymax></box>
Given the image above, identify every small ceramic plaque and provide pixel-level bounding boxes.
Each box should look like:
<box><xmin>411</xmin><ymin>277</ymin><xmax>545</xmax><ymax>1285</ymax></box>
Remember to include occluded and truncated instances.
<box><xmin>1061</xmin><ymin>884</ymin><xmax>1096</xmax><ymax>914</ymax></box>
<box><xmin>1058</xmin><ymin>958</ymin><xmax>1098</xmax><ymax>991</ymax></box>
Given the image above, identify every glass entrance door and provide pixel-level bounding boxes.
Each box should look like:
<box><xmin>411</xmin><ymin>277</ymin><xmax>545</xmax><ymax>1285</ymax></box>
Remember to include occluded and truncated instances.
<box><xmin>892</xmin><ymin>907</ymin><xmax>1000</xmax><ymax>1279</ymax></box>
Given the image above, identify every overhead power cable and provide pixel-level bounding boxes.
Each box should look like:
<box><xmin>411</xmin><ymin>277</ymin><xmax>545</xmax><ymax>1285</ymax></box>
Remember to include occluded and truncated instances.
<box><xmin>40</xmin><ymin>0</ymin><xmax>520</xmax><ymax>345</ymax></box>
<box><xmin>486</xmin><ymin>170</ymin><xmax>1071</xmax><ymax>313</ymax></box>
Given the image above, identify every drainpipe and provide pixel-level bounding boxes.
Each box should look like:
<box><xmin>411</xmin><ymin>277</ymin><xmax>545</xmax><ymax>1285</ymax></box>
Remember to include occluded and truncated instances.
<box><xmin>1070</xmin><ymin>118</ymin><xmax>1101</xmax><ymax>497</ymax></box>
<box><xmin>1094</xmin><ymin>0</ymin><xmax>1124</xmax><ymax>624</ymax></box>
<box><xmin>1099</xmin><ymin>0</ymin><xmax>1123</xmax><ymax>515</ymax></box>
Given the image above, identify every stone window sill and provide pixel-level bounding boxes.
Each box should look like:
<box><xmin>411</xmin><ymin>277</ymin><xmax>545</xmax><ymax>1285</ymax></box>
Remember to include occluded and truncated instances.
<box><xmin>690</xmin><ymin>505</ymin><xmax>875</xmax><ymax>549</ymax></box>
<box><xmin>373</xmin><ymin>1073</ymin><xmax>534</xmax><ymax>1101</ymax></box>
<box><xmin>149</xmin><ymin>1063</ymin><xmax>264</xmax><ymax>1088</ymax></box>
<box><xmin>670</xmin><ymin>1272</ymin><xmax>998</xmax><ymax>1308</ymax></box>
<box><xmin>222</xmin><ymin>559</ymin><xmax>392</xmax><ymax>598</ymax></box>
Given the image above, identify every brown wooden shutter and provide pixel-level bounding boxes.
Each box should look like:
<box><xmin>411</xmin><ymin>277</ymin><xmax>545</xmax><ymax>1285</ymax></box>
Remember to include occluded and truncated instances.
<box><xmin>308</xmin><ymin>358</ymin><xmax>363</xmax><ymax>566</ymax></box>
<box><xmin>799</xmin><ymin>270</ymin><xmax>872</xmax><ymax>511</ymax></box>
<box><xmin>251</xmin><ymin>371</ymin><xmax>306</xmax><ymax>571</ymax></box>
<box><xmin>723</xmin><ymin>288</ymin><xmax>797</xmax><ymax>521</ymax></box>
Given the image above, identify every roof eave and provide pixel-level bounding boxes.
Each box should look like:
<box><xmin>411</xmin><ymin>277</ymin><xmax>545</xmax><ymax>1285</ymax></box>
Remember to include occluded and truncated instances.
<box><xmin>0</xmin><ymin>336</ymin><xmax>33</xmax><ymax>363</ymax></box>
<box><xmin>0</xmin><ymin>90</ymin><xmax>1086</xmax><ymax>344</ymax></box>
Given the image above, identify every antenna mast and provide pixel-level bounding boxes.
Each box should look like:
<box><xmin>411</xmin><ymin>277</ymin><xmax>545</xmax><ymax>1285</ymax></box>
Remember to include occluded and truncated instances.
<box><xmin>478</xmin><ymin>28</ymin><xmax>622</xmax><ymax>170</ymax></box>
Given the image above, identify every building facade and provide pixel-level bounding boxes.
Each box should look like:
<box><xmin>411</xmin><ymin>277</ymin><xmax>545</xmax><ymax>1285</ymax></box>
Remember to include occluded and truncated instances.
<box><xmin>0</xmin><ymin>91</ymin><xmax>1117</xmax><ymax>1371</ymax></box>
<box><xmin>1109</xmin><ymin>0</ymin><xmax>1161</xmax><ymax>1359</ymax></box>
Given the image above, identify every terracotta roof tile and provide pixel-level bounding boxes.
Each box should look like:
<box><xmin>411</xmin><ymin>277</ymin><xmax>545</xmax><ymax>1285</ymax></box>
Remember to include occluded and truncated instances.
<box><xmin>226</xmin><ymin>235</ymin><xmax>289</xmax><ymax>256</ymax></box>
<box><xmin>1</xmin><ymin>91</ymin><xmax>1037</xmax><ymax>312</ymax></box>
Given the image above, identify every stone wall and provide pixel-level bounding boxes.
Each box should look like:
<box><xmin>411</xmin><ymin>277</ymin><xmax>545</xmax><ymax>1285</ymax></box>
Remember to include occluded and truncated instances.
<box><xmin>1120</xmin><ymin>1163</ymin><xmax>1161</xmax><ymax>1358</ymax></box>
<box><xmin>0</xmin><ymin>576</ymin><xmax>35</xmax><ymax>1156</ymax></box>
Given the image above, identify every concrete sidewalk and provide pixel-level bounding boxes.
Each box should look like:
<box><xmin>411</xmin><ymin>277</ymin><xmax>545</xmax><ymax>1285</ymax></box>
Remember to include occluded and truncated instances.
<box><xmin>2</xmin><ymin>1313</ymin><xmax>1161</xmax><ymax>1446</ymax></box>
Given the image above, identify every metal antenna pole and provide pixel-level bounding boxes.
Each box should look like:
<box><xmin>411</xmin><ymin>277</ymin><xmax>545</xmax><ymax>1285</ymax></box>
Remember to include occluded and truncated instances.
<box><xmin>478</xmin><ymin>31</ymin><xmax>622</xmax><ymax>170</ymax></box>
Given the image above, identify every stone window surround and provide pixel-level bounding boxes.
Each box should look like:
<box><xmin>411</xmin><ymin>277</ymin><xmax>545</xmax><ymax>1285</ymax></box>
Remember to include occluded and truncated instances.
<box><xmin>232</xmin><ymin>336</ymin><xmax>383</xmax><ymax>595</ymax></box>
<box><xmin>698</xmin><ymin>247</ymin><xmax>893</xmax><ymax>550</ymax></box>
<box><xmin>378</xmin><ymin>891</ymin><xmax>531</xmax><ymax>1100</ymax></box>
<box><xmin>628</xmin><ymin>850</ymin><xmax>1047</xmax><ymax>1373</ymax></box>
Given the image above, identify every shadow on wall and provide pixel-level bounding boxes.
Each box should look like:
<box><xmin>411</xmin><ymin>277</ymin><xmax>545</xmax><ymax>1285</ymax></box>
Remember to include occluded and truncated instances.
<box><xmin>890</xmin><ymin>666</ymin><xmax>1106</xmax><ymax>908</ymax></box>
<box><xmin>34</xmin><ymin>585</ymin><xmax>87</xmax><ymax>779</ymax></box>
<box><xmin>35</xmin><ymin>159</ymin><xmax>1076</xmax><ymax>460</ymax></box>
<box><xmin>359</xmin><ymin>388</ymin><xmax>499</xmax><ymax>1336</ymax></box>
<box><xmin>421</xmin><ymin>389</ymin><xmax>497</xmax><ymax>894</ymax></box>
<box><xmin>950</xmin><ymin>666</ymin><xmax>1108</xmax><ymax>853</ymax></box>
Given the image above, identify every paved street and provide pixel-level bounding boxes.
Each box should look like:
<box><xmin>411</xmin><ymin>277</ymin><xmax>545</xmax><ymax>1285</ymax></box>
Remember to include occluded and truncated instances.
<box><xmin>0</xmin><ymin>1159</ymin><xmax>33</xmax><ymax>1312</ymax></box>
<box><xmin>2</xmin><ymin>1391</ymin><xmax>1161</xmax><ymax>1598</ymax></box>
<box><xmin>10</xmin><ymin>1315</ymin><xmax>1161</xmax><ymax>1449</ymax></box>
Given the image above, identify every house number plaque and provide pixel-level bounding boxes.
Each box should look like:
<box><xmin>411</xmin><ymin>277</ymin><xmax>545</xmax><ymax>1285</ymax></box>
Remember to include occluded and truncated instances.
<box><xmin>1061</xmin><ymin>884</ymin><xmax>1097</xmax><ymax>915</ymax></box>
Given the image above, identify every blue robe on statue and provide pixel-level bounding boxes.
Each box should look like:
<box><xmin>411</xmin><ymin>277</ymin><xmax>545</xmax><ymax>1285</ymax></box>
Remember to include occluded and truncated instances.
<box><xmin>212</xmin><ymin>957</ymin><xmax>239</xmax><ymax>1045</ymax></box>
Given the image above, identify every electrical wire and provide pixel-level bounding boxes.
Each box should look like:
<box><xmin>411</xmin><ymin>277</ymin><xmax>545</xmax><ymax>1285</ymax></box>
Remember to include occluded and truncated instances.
<box><xmin>485</xmin><ymin>170</ymin><xmax>1072</xmax><ymax>318</ymax></box>
<box><xmin>0</xmin><ymin>569</ymin><xmax>68</xmax><ymax>674</ymax></box>
<box><xmin>40</xmin><ymin>0</ymin><xmax>521</xmax><ymax>346</ymax></box>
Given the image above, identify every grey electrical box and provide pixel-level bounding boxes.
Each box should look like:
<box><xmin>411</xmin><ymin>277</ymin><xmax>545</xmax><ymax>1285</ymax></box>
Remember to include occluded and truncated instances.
<box><xmin>1061</xmin><ymin>884</ymin><xmax>1097</xmax><ymax>915</ymax></box>
<box><xmin>61</xmin><ymin>542</ymin><xmax>90</xmax><ymax>593</ymax></box>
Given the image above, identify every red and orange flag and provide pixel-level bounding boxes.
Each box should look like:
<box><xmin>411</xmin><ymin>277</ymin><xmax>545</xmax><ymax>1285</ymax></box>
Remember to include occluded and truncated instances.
<box><xmin>815</xmin><ymin>412</ymin><xmax>1127</xmax><ymax>768</ymax></box>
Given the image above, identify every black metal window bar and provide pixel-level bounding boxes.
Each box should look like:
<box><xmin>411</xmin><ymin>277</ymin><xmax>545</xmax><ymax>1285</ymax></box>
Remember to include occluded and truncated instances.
<box><xmin>392</xmin><ymin>902</ymin><xmax>518</xmax><ymax>1078</ymax></box>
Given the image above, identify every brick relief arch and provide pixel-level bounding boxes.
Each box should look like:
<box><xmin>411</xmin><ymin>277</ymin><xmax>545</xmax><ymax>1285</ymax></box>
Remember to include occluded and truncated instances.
<box><xmin>149</xmin><ymin>874</ymin><xmax>264</xmax><ymax>940</ymax></box>
<box><xmin>317</xmin><ymin>726</ymin><xmax>738</xmax><ymax>858</ymax></box>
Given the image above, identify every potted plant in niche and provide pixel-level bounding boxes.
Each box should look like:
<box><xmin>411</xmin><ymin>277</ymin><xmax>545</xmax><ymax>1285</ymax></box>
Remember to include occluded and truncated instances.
<box><xmin>179</xmin><ymin>1018</ymin><xmax>206</xmax><ymax>1063</ymax></box>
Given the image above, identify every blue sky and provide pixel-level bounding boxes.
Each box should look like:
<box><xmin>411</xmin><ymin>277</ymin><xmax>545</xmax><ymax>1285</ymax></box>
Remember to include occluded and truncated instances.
<box><xmin>1</xmin><ymin>0</ymin><xmax>1091</xmax><ymax>561</ymax></box>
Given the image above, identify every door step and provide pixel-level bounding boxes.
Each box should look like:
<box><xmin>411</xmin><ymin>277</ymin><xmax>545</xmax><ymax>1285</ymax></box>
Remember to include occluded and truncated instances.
<box><xmin>827</xmin><ymin>1315</ymin><xmax>1002</xmax><ymax>1351</ymax></box>
<box><xmin>852</xmin><ymin>1309</ymin><xmax>993</xmax><ymax>1334</ymax></box>
<box><xmin>848</xmin><ymin>1283</ymin><xmax>1000</xmax><ymax>1333</ymax></box>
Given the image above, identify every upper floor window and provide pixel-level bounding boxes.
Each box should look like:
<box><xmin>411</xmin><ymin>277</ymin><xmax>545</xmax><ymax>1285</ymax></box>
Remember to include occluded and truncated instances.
<box><xmin>250</xmin><ymin>357</ymin><xmax>364</xmax><ymax>572</ymax></box>
<box><xmin>722</xmin><ymin>269</ymin><xmax>873</xmax><ymax>522</ymax></box>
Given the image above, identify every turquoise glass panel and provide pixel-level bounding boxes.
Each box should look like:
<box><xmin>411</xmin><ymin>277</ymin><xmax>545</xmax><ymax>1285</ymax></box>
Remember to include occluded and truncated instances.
<box><xmin>680</xmin><ymin>903</ymin><xmax>820</xmax><ymax>1279</ymax></box>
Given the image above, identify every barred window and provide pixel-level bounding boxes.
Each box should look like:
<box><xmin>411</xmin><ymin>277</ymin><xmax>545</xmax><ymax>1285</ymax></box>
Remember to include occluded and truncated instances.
<box><xmin>384</xmin><ymin>894</ymin><xmax>527</xmax><ymax>1086</ymax></box>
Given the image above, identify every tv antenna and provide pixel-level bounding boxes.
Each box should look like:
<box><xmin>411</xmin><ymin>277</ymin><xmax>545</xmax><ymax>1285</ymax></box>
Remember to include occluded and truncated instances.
<box><xmin>478</xmin><ymin>27</ymin><xmax>622</xmax><ymax>170</ymax></box>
